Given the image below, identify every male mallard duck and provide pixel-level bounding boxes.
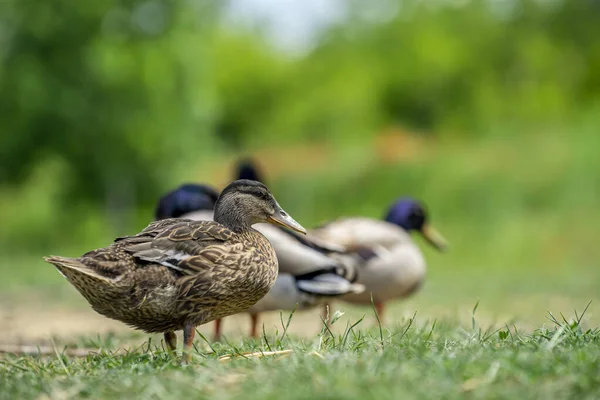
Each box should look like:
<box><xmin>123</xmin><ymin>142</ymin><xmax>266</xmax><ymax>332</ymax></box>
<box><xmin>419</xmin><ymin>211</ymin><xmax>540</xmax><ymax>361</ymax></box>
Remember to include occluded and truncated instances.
<box><xmin>311</xmin><ymin>198</ymin><xmax>448</xmax><ymax>321</ymax></box>
<box><xmin>157</xmin><ymin>182</ymin><xmax>364</xmax><ymax>338</ymax></box>
<box><xmin>44</xmin><ymin>180</ymin><xmax>306</xmax><ymax>362</ymax></box>
<box><xmin>236</xmin><ymin>158</ymin><xmax>265</xmax><ymax>182</ymax></box>
<box><xmin>155</xmin><ymin>183</ymin><xmax>219</xmax><ymax>221</ymax></box>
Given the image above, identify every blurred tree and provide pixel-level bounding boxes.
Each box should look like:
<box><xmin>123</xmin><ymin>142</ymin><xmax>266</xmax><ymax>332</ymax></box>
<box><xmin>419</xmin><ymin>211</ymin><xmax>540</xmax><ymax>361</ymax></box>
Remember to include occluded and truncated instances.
<box><xmin>0</xmin><ymin>0</ymin><xmax>219</xmax><ymax>214</ymax></box>
<box><xmin>4</xmin><ymin>0</ymin><xmax>600</xmax><ymax>199</ymax></box>
<box><xmin>2</xmin><ymin>0</ymin><xmax>600</xmax><ymax>245</ymax></box>
<box><xmin>210</xmin><ymin>30</ymin><xmax>288</xmax><ymax>149</ymax></box>
<box><xmin>271</xmin><ymin>0</ymin><xmax>600</xmax><ymax>134</ymax></box>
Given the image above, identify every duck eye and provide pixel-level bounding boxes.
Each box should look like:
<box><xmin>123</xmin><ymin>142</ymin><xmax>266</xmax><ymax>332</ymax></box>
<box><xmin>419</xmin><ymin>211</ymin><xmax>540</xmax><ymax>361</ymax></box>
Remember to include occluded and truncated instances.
<box><xmin>408</xmin><ymin>210</ymin><xmax>425</xmax><ymax>226</ymax></box>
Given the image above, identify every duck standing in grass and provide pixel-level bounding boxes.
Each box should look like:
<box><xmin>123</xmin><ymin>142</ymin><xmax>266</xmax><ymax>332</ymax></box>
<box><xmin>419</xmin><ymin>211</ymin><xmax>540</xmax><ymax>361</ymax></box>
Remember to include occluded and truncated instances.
<box><xmin>155</xmin><ymin>182</ymin><xmax>364</xmax><ymax>338</ymax></box>
<box><xmin>311</xmin><ymin>198</ymin><xmax>448</xmax><ymax>322</ymax></box>
<box><xmin>44</xmin><ymin>180</ymin><xmax>306</xmax><ymax>362</ymax></box>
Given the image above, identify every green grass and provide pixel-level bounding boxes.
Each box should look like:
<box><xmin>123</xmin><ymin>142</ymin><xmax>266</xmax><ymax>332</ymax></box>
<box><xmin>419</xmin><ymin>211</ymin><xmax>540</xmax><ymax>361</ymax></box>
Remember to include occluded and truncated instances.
<box><xmin>1</xmin><ymin>309</ymin><xmax>599</xmax><ymax>400</ymax></box>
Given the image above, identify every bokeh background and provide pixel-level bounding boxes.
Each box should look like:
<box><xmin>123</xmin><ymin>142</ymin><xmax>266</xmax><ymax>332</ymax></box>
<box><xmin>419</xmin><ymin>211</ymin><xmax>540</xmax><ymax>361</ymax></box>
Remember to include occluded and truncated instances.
<box><xmin>1</xmin><ymin>0</ymin><xmax>599</xmax><ymax>342</ymax></box>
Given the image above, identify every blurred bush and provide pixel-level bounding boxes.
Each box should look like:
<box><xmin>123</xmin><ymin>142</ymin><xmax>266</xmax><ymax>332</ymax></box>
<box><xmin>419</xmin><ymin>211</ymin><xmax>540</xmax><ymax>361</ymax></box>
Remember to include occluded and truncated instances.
<box><xmin>1</xmin><ymin>0</ymin><xmax>599</xmax><ymax>259</ymax></box>
<box><xmin>0</xmin><ymin>0</ymin><xmax>220</xmax><ymax>202</ymax></box>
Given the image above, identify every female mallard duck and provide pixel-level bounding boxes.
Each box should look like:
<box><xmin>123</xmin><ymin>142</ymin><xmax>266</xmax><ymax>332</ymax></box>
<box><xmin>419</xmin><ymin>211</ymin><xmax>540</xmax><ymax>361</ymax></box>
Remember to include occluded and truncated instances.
<box><xmin>157</xmin><ymin>182</ymin><xmax>364</xmax><ymax>338</ymax></box>
<box><xmin>310</xmin><ymin>198</ymin><xmax>448</xmax><ymax>322</ymax></box>
<box><xmin>44</xmin><ymin>180</ymin><xmax>306</xmax><ymax>362</ymax></box>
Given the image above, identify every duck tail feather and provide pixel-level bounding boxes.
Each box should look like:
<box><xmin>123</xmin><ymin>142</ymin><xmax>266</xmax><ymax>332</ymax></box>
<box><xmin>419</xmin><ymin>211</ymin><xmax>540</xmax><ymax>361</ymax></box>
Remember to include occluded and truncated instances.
<box><xmin>43</xmin><ymin>256</ymin><xmax>115</xmax><ymax>283</ymax></box>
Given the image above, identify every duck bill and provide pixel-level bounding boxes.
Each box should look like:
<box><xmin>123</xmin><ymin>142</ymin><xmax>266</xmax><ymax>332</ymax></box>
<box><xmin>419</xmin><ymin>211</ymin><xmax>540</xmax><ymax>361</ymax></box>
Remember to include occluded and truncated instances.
<box><xmin>267</xmin><ymin>208</ymin><xmax>307</xmax><ymax>235</ymax></box>
<box><xmin>420</xmin><ymin>224</ymin><xmax>448</xmax><ymax>252</ymax></box>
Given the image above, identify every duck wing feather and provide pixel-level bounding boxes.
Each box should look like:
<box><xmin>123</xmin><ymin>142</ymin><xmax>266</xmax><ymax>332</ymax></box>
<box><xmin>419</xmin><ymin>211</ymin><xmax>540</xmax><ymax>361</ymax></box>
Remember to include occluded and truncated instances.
<box><xmin>117</xmin><ymin>218</ymin><xmax>236</xmax><ymax>276</ymax></box>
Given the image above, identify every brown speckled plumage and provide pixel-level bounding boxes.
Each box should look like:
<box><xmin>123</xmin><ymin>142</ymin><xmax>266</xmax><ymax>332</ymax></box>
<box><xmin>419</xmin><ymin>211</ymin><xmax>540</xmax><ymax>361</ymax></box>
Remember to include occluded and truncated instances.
<box><xmin>44</xmin><ymin>180</ymin><xmax>305</xmax><ymax>362</ymax></box>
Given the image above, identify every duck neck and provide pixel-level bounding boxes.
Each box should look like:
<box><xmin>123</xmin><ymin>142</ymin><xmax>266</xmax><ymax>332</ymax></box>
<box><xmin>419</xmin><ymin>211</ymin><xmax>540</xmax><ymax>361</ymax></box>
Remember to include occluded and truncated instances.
<box><xmin>213</xmin><ymin>196</ymin><xmax>253</xmax><ymax>233</ymax></box>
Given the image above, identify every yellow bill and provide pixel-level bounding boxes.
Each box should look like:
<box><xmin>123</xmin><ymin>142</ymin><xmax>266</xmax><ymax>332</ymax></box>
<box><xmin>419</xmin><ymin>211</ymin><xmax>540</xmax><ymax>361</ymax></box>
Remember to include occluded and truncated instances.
<box><xmin>420</xmin><ymin>224</ymin><xmax>448</xmax><ymax>252</ymax></box>
<box><xmin>267</xmin><ymin>207</ymin><xmax>307</xmax><ymax>235</ymax></box>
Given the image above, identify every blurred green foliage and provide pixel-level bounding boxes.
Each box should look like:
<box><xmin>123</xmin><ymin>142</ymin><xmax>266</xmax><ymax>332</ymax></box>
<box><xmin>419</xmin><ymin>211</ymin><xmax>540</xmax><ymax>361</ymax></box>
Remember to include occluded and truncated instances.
<box><xmin>0</xmin><ymin>0</ymin><xmax>220</xmax><ymax>200</ymax></box>
<box><xmin>1</xmin><ymin>0</ymin><xmax>599</xmax><ymax>276</ymax></box>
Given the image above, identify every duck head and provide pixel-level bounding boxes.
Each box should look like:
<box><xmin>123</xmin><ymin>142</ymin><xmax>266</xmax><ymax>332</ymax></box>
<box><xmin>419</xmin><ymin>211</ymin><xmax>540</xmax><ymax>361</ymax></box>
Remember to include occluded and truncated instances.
<box><xmin>155</xmin><ymin>184</ymin><xmax>219</xmax><ymax>220</ymax></box>
<box><xmin>384</xmin><ymin>198</ymin><xmax>448</xmax><ymax>251</ymax></box>
<box><xmin>236</xmin><ymin>158</ymin><xmax>264</xmax><ymax>183</ymax></box>
<box><xmin>214</xmin><ymin>179</ymin><xmax>306</xmax><ymax>234</ymax></box>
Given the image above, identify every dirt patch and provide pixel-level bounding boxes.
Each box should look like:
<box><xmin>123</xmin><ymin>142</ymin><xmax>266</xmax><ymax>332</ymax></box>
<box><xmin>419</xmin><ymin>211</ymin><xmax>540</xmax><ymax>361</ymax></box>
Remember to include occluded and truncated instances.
<box><xmin>0</xmin><ymin>297</ymin><xmax>347</xmax><ymax>345</ymax></box>
<box><xmin>1</xmin><ymin>291</ymin><xmax>597</xmax><ymax>348</ymax></box>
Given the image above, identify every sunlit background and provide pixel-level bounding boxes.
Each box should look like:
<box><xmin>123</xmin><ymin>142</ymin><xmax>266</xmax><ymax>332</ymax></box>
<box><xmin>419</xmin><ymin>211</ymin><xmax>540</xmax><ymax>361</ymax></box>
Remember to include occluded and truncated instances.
<box><xmin>1</xmin><ymin>0</ymin><xmax>599</xmax><ymax>342</ymax></box>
